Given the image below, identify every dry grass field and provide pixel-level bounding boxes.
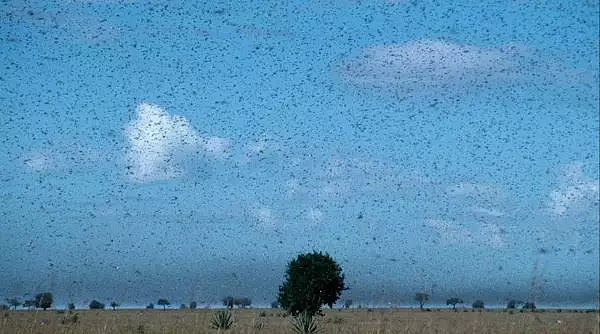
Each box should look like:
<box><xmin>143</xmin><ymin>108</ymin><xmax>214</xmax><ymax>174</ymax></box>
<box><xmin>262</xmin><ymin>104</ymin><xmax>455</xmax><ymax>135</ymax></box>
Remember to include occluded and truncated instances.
<box><xmin>1</xmin><ymin>308</ymin><xmax>598</xmax><ymax>334</ymax></box>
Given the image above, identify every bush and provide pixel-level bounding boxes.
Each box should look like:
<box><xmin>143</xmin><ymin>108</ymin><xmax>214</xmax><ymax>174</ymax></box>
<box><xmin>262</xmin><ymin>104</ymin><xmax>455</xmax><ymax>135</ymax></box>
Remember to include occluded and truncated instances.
<box><xmin>259</xmin><ymin>311</ymin><xmax>267</xmax><ymax>317</ymax></box>
<box><xmin>146</xmin><ymin>303</ymin><xmax>154</xmax><ymax>309</ymax></box>
<box><xmin>210</xmin><ymin>310</ymin><xmax>233</xmax><ymax>329</ymax></box>
<box><xmin>189</xmin><ymin>301</ymin><xmax>197</xmax><ymax>309</ymax></box>
<box><xmin>89</xmin><ymin>300</ymin><xmax>105</xmax><ymax>310</ymax></box>
<box><xmin>290</xmin><ymin>311</ymin><xmax>320</xmax><ymax>334</ymax></box>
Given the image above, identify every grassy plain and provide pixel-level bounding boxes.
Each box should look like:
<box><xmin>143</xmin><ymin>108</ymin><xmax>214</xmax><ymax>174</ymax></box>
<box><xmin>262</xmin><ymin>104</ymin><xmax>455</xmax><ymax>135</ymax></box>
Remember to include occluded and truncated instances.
<box><xmin>1</xmin><ymin>308</ymin><xmax>598</xmax><ymax>334</ymax></box>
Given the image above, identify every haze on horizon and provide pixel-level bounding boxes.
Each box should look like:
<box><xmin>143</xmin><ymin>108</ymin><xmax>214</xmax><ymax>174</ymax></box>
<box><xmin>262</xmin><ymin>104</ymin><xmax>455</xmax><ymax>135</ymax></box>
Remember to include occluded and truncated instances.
<box><xmin>1</xmin><ymin>0</ymin><xmax>598</xmax><ymax>310</ymax></box>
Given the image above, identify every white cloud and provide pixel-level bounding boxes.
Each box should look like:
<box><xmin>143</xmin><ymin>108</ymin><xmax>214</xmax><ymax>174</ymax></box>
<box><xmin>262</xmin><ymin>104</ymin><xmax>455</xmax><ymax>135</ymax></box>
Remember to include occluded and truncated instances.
<box><xmin>548</xmin><ymin>162</ymin><xmax>599</xmax><ymax>216</ymax></box>
<box><xmin>341</xmin><ymin>40</ymin><xmax>530</xmax><ymax>93</ymax></box>
<box><xmin>471</xmin><ymin>206</ymin><xmax>504</xmax><ymax>217</ymax></box>
<box><xmin>250</xmin><ymin>204</ymin><xmax>277</xmax><ymax>226</ymax></box>
<box><xmin>306</xmin><ymin>207</ymin><xmax>324</xmax><ymax>223</ymax></box>
<box><xmin>124</xmin><ymin>102</ymin><xmax>230</xmax><ymax>183</ymax></box>
<box><xmin>424</xmin><ymin>219</ymin><xmax>505</xmax><ymax>249</ymax></box>
<box><xmin>23</xmin><ymin>151</ymin><xmax>54</xmax><ymax>171</ymax></box>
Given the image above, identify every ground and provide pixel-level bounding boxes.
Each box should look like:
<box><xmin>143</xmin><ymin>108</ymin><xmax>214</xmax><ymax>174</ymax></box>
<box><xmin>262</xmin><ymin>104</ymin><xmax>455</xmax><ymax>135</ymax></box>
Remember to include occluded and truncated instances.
<box><xmin>1</xmin><ymin>308</ymin><xmax>598</xmax><ymax>333</ymax></box>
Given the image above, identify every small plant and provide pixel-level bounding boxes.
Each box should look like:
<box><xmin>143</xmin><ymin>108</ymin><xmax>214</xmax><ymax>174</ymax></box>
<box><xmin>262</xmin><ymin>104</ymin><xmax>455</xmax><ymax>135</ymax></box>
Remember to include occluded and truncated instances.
<box><xmin>290</xmin><ymin>311</ymin><xmax>321</xmax><ymax>334</ymax></box>
<box><xmin>259</xmin><ymin>311</ymin><xmax>267</xmax><ymax>317</ymax></box>
<box><xmin>211</xmin><ymin>310</ymin><xmax>233</xmax><ymax>329</ymax></box>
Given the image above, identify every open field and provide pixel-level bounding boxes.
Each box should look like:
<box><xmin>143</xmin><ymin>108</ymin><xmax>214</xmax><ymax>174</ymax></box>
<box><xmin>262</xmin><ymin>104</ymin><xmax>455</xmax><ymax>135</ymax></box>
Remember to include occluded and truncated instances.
<box><xmin>1</xmin><ymin>308</ymin><xmax>598</xmax><ymax>334</ymax></box>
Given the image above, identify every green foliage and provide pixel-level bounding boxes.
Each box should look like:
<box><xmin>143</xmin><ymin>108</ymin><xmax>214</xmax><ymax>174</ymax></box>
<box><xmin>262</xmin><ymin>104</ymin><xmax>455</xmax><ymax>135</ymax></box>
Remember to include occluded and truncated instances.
<box><xmin>5</xmin><ymin>298</ymin><xmax>21</xmax><ymax>310</ymax></box>
<box><xmin>210</xmin><ymin>310</ymin><xmax>233</xmax><ymax>329</ymax></box>
<box><xmin>344</xmin><ymin>299</ymin><xmax>353</xmax><ymax>309</ymax></box>
<box><xmin>34</xmin><ymin>292</ymin><xmax>53</xmax><ymax>310</ymax></box>
<box><xmin>414</xmin><ymin>292</ymin><xmax>429</xmax><ymax>310</ymax></box>
<box><xmin>222</xmin><ymin>296</ymin><xmax>235</xmax><ymax>309</ymax></box>
<box><xmin>157</xmin><ymin>299</ymin><xmax>170</xmax><ymax>310</ymax></box>
<box><xmin>290</xmin><ymin>311</ymin><xmax>321</xmax><ymax>334</ymax></box>
<box><xmin>472</xmin><ymin>300</ymin><xmax>485</xmax><ymax>309</ymax></box>
<box><xmin>446</xmin><ymin>297</ymin><xmax>463</xmax><ymax>309</ymax></box>
<box><xmin>189</xmin><ymin>301</ymin><xmax>197</xmax><ymax>309</ymax></box>
<box><xmin>23</xmin><ymin>299</ymin><xmax>36</xmax><ymax>310</ymax></box>
<box><xmin>89</xmin><ymin>300</ymin><xmax>105</xmax><ymax>310</ymax></box>
<box><xmin>179</xmin><ymin>304</ymin><xmax>186</xmax><ymax>309</ymax></box>
<box><xmin>278</xmin><ymin>251</ymin><xmax>346</xmax><ymax>316</ymax></box>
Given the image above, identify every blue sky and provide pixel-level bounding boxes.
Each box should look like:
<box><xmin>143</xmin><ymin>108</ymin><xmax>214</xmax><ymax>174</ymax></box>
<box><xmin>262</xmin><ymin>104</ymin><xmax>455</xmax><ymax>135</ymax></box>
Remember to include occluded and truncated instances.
<box><xmin>0</xmin><ymin>0</ymin><xmax>598</xmax><ymax>308</ymax></box>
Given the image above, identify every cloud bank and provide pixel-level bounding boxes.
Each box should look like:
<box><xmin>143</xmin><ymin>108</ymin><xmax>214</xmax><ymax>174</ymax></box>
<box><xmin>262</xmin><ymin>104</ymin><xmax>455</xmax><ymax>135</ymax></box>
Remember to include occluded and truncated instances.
<box><xmin>124</xmin><ymin>102</ymin><xmax>230</xmax><ymax>183</ymax></box>
<box><xmin>339</xmin><ymin>40</ymin><xmax>565</xmax><ymax>96</ymax></box>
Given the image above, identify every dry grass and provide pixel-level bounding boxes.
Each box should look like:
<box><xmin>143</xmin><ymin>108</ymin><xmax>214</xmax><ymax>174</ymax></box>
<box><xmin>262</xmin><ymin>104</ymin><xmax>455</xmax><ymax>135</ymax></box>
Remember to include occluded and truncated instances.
<box><xmin>1</xmin><ymin>308</ymin><xmax>598</xmax><ymax>334</ymax></box>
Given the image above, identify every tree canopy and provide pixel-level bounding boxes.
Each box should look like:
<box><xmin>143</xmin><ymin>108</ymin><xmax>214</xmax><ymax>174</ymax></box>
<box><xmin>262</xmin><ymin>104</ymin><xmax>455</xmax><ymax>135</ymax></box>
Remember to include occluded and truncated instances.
<box><xmin>277</xmin><ymin>251</ymin><xmax>346</xmax><ymax>316</ymax></box>
<box><xmin>414</xmin><ymin>292</ymin><xmax>429</xmax><ymax>310</ymax></box>
<box><xmin>34</xmin><ymin>292</ymin><xmax>53</xmax><ymax>310</ymax></box>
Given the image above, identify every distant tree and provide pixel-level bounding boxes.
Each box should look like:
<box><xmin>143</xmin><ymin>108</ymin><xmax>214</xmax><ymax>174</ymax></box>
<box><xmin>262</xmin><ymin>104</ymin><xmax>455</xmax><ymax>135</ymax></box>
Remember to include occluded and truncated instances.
<box><xmin>0</xmin><ymin>304</ymin><xmax>8</xmax><ymax>310</ymax></box>
<box><xmin>472</xmin><ymin>300</ymin><xmax>485</xmax><ymax>309</ymax></box>
<box><xmin>6</xmin><ymin>298</ymin><xmax>21</xmax><ymax>310</ymax></box>
<box><xmin>278</xmin><ymin>251</ymin><xmax>347</xmax><ymax>316</ymax></box>
<box><xmin>110</xmin><ymin>302</ymin><xmax>119</xmax><ymax>310</ymax></box>
<box><xmin>506</xmin><ymin>300</ymin><xmax>524</xmax><ymax>309</ymax></box>
<box><xmin>23</xmin><ymin>299</ymin><xmax>36</xmax><ymax>310</ymax></box>
<box><xmin>270</xmin><ymin>300</ymin><xmax>279</xmax><ymax>309</ymax></box>
<box><xmin>222</xmin><ymin>296</ymin><xmax>235</xmax><ymax>309</ymax></box>
<box><xmin>67</xmin><ymin>303</ymin><xmax>75</xmax><ymax>312</ymax></box>
<box><xmin>89</xmin><ymin>300</ymin><xmax>105</xmax><ymax>310</ymax></box>
<box><xmin>146</xmin><ymin>303</ymin><xmax>154</xmax><ymax>309</ymax></box>
<box><xmin>157</xmin><ymin>299</ymin><xmax>170</xmax><ymax>310</ymax></box>
<box><xmin>189</xmin><ymin>301</ymin><xmax>197</xmax><ymax>309</ymax></box>
<box><xmin>414</xmin><ymin>292</ymin><xmax>429</xmax><ymax>310</ymax></box>
<box><xmin>179</xmin><ymin>303</ymin><xmax>186</xmax><ymax>309</ymax></box>
<box><xmin>34</xmin><ymin>292</ymin><xmax>53</xmax><ymax>310</ymax></box>
<box><xmin>238</xmin><ymin>297</ymin><xmax>251</xmax><ymax>308</ymax></box>
<box><xmin>522</xmin><ymin>301</ymin><xmax>536</xmax><ymax>310</ymax></box>
<box><xmin>344</xmin><ymin>299</ymin><xmax>353</xmax><ymax>309</ymax></box>
<box><xmin>446</xmin><ymin>297</ymin><xmax>463</xmax><ymax>310</ymax></box>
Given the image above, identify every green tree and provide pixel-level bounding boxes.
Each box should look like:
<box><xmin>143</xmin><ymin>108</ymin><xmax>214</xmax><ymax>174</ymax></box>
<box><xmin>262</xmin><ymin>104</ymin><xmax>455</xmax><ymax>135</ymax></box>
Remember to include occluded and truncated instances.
<box><xmin>278</xmin><ymin>251</ymin><xmax>346</xmax><ymax>316</ymax></box>
<box><xmin>472</xmin><ymin>300</ymin><xmax>485</xmax><ymax>309</ymax></box>
<box><xmin>23</xmin><ymin>299</ymin><xmax>36</xmax><ymax>310</ymax></box>
<box><xmin>6</xmin><ymin>298</ymin><xmax>21</xmax><ymax>310</ymax></box>
<box><xmin>34</xmin><ymin>292</ymin><xmax>53</xmax><ymax>310</ymax></box>
<box><xmin>89</xmin><ymin>300</ymin><xmax>105</xmax><ymax>309</ymax></box>
<box><xmin>157</xmin><ymin>299</ymin><xmax>170</xmax><ymax>310</ymax></box>
<box><xmin>189</xmin><ymin>301</ymin><xmax>197</xmax><ymax>309</ymax></box>
<box><xmin>414</xmin><ymin>292</ymin><xmax>429</xmax><ymax>310</ymax></box>
<box><xmin>446</xmin><ymin>297</ymin><xmax>463</xmax><ymax>310</ymax></box>
<box><xmin>110</xmin><ymin>302</ymin><xmax>119</xmax><ymax>310</ymax></box>
<box><xmin>222</xmin><ymin>296</ymin><xmax>235</xmax><ymax>309</ymax></box>
<box><xmin>344</xmin><ymin>299</ymin><xmax>353</xmax><ymax>309</ymax></box>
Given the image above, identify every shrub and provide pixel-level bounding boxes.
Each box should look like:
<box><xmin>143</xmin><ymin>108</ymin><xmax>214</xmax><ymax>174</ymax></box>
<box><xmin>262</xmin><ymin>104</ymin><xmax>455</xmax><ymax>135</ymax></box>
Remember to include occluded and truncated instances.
<box><xmin>290</xmin><ymin>311</ymin><xmax>321</xmax><ymax>334</ymax></box>
<box><xmin>210</xmin><ymin>310</ymin><xmax>233</xmax><ymax>329</ymax></box>
<box><xmin>189</xmin><ymin>301</ymin><xmax>197</xmax><ymax>309</ymax></box>
<box><xmin>89</xmin><ymin>300</ymin><xmax>105</xmax><ymax>310</ymax></box>
<box><xmin>259</xmin><ymin>311</ymin><xmax>267</xmax><ymax>317</ymax></box>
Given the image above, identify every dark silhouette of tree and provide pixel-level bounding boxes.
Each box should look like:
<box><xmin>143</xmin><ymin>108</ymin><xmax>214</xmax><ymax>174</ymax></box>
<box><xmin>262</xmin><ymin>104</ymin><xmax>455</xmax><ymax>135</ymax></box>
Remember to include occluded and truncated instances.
<box><xmin>0</xmin><ymin>304</ymin><xmax>8</xmax><ymax>310</ymax></box>
<box><xmin>414</xmin><ymin>292</ymin><xmax>429</xmax><ymax>310</ymax></box>
<box><xmin>67</xmin><ymin>303</ymin><xmax>75</xmax><ymax>312</ymax></box>
<box><xmin>110</xmin><ymin>302</ymin><xmax>119</xmax><ymax>310</ymax></box>
<box><xmin>278</xmin><ymin>251</ymin><xmax>347</xmax><ymax>316</ymax></box>
<box><xmin>23</xmin><ymin>299</ymin><xmax>36</xmax><ymax>310</ymax></box>
<box><xmin>89</xmin><ymin>300</ymin><xmax>105</xmax><ymax>309</ymax></box>
<box><xmin>146</xmin><ymin>303</ymin><xmax>154</xmax><ymax>309</ymax></box>
<box><xmin>222</xmin><ymin>296</ymin><xmax>235</xmax><ymax>309</ymax></box>
<box><xmin>34</xmin><ymin>292</ymin><xmax>53</xmax><ymax>310</ymax></box>
<box><xmin>189</xmin><ymin>301</ymin><xmax>197</xmax><ymax>309</ymax></box>
<box><xmin>270</xmin><ymin>301</ymin><xmax>279</xmax><ymax>309</ymax></box>
<box><xmin>506</xmin><ymin>300</ymin><xmax>524</xmax><ymax>309</ymax></box>
<box><xmin>446</xmin><ymin>297</ymin><xmax>463</xmax><ymax>310</ymax></box>
<box><xmin>237</xmin><ymin>297</ymin><xmax>251</xmax><ymax>308</ymax></box>
<box><xmin>523</xmin><ymin>301</ymin><xmax>536</xmax><ymax>310</ymax></box>
<box><xmin>472</xmin><ymin>300</ymin><xmax>485</xmax><ymax>309</ymax></box>
<box><xmin>344</xmin><ymin>299</ymin><xmax>353</xmax><ymax>309</ymax></box>
<box><xmin>6</xmin><ymin>298</ymin><xmax>21</xmax><ymax>310</ymax></box>
<box><xmin>157</xmin><ymin>299</ymin><xmax>170</xmax><ymax>310</ymax></box>
<box><xmin>179</xmin><ymin>304</ymin><xmax>186</xmax><ymax>309</ymax></box>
